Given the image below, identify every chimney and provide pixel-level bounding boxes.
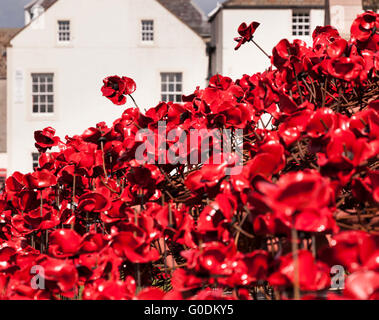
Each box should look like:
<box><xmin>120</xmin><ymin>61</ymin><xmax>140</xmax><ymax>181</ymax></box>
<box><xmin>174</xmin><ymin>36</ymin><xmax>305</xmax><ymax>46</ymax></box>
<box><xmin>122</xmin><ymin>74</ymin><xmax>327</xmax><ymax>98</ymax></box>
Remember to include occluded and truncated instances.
<box><xmin>24</xmin><ymin>0</ymin><xmax>45</xmax><ymax>25</ymax></box>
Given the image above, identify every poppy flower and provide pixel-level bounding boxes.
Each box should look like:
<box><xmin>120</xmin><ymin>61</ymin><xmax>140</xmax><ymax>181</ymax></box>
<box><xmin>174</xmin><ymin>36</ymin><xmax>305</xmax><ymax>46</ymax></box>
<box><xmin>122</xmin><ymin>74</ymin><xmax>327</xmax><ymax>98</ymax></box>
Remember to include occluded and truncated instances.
<box><xmin>344</xmin><ymin>271</ymin><xmax>379</xmax><ymax>300</ymax></box>
<box><xmin>350</xmin><ymin>11</ymin><xmax>379</xmax><ymax>51</ymax></box>
<box><xmin>101</xmin><ymin>76</ymin><xmax>136</xmax><ymax>105</ymax></box>
<box><xmin>40</xmin><ymin>257</ymin><xmax>79</xmax><ymax>296</ymax></box>
<box><xmin>305</xmin><ymin>108</ymin><xmax>338</xmax><ymax>139</ymax></box>
<box><xmin>5</xmin><ymin>172</ymin><xmax>25</xmax><ymax>193</ymax></box>
<box><xmin>80</xmin><ymin>233</ymin><xmax>108</xmax><ymax>253</ymax></box>
<box><xmin>319</xmin><ymin>231</ymin><xmax>378</xmax><ymax>273</ymax></box>
<box><xmin>234</xmin><ymin>22</ymin><xmax>260</xmax><ymax>50</ymax></box>
<box><xmin>322</xmin><ymin>129</ymin><xmax>373</xmax><ymax>168</ymax></box>
<box><xmin>272</xmin><ymin>39</ymin><xmax>307</xmax><ymax>71</ymax></box>
<box><xmin>48</xmin><ymin>229</ymin><xmax>82</xmax><ymax>258</ymax></box>
<box><xmin>83</xmin><ymin>277</ymin><xmax>136</xmax><ymax>300</ymax></box>
<box><xmin>321</xmin><ymin>56</ymin><xmax>365</xmax><ymax>81</ymax></box>
<box><xmin>268</xmin><ymin>250</ymin><xmax>330</xmax><ymax>291</ymax></box>
<box><xmin>352</xmin><ymin>170</ymin><xmax>379</xmax><ymax>203</ymax></box>
<box><xmin>34</xmin><ymin>127</ymin><xmax>61</xmax><ymax>153</ymax></box>
<box><xmin>136</xmin><ymin>287</ymin><xmax>166</xmax><ymax>300</ymax></box>
<box><xmin>312</xmin><ymin>26</ymin><xmax>341</xmax><ymax>55</ymax></box>
<box><xmin>11</xmin><ymin>207</ymin><xmax>60</xmax><ymax>235</ymax></box>
<box><xmin>257</xmin><ymin>170</ymin><xmax>334</xmax><ymax>216</ymax></box>
<box><xmin>78</xmin><ymin>191</ymin><xmax>112</xmax><ymax>213</ymax></box>
<box><xmin>23</xmin><ymin>170</ymin><xmax>57</xmax><ymax>189</ymax></box>
<box><xmin>111</xmin><ymin>230</ymin><xmax>159</xmax><ymax>263</ymax></box>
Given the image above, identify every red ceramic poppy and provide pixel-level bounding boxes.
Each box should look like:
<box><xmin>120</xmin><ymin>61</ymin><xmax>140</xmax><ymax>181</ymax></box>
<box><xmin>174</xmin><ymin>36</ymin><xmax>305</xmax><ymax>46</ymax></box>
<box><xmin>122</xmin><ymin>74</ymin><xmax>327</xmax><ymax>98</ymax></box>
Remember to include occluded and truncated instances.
<box><xmin>234</xmin><ymin>22</ymin><xmax>260</xmax><ymax>50</ymax></box>
<box><xmin>48</xmin><ymin>229</ymin><xmax>82</xmax><ymax>258</ymax></box>
<box><xmin>101</xmin><ymin>76</ymin><xmax>136</xmax><ymax>105</ymax></box>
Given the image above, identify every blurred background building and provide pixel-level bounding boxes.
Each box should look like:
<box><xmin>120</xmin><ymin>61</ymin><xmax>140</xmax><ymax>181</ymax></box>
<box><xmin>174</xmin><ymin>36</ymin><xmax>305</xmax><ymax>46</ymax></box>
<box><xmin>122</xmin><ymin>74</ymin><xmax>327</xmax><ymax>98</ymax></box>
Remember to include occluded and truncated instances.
<box><xmin>0</xmin><ymin>0</ymin><xmax>376</xmax><ymax>182</ymax></box>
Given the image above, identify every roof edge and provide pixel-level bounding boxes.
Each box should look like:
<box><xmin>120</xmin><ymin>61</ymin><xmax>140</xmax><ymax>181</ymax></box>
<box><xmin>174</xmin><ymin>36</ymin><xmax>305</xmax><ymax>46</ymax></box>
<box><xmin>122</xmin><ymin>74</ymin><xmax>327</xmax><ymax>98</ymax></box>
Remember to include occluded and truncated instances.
<box><xmin>209</xmin><ymin>3</ymin><xmax>325</xmax><ymax>22</ymax></box>
<box><xmin>6</xmin><ymin>0</ymin><xmax>59</xmax><ymax>47</ymax></box>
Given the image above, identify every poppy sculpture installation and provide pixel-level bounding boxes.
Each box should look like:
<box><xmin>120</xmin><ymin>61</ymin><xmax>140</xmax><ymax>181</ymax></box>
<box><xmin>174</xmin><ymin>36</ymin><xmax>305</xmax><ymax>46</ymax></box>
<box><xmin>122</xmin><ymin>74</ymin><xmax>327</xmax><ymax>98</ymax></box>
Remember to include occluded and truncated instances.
<box><xmin>0</xmin><ymin>11</ymin><xmax>379</xmax><ymax>300</ymax></box>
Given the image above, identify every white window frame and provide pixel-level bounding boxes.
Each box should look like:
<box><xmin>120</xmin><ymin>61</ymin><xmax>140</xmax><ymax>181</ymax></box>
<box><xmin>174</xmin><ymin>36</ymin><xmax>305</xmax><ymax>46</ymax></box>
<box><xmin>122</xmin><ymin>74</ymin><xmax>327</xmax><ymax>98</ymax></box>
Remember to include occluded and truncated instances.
<box><xmin>32</xmin><ymin>73</ymin><xmax>54</xmax><ymax>114</ymax></box>
<box><xmin>141</xmin><ymin>20</ymin><xmax>154</xmax><ymax>42</ymax></box>
<box><xmin>292</xmin><ymin>11</ymin><xmax>311</xmax><ymax>37</ymax></box>
<box><xmin>58</xmin><ymin>20</ymin><xmax>71</xmax><ymax>43</ymax></box>
<box><xmin>161</xmin><ymin>73</ymin><xmax>183</xmax><ymax>103</ymax></box>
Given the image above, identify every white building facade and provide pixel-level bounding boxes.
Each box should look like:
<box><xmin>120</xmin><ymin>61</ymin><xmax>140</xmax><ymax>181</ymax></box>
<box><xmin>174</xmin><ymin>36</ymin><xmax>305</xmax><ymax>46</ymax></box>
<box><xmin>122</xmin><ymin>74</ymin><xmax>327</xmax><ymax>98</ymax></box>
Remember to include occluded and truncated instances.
<box><xmin>3</xmin><ymin>0</ymin><xmax>375</xmax><ymax>176</ymax></box>
<box><xmin>6</xmin><ymin>0</ymin><xmax>209</xmax><ymax>174</ymax></box>
<box><xmin>209</xmin><ymin>0</ymin><xmax>326</xmax><ymax>79</ymax></box>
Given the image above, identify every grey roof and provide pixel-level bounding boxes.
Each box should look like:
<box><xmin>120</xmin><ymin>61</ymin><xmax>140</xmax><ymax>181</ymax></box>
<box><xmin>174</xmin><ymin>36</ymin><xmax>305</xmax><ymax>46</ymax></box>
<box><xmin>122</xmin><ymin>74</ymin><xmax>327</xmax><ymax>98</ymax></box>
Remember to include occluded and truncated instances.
<box><xmin>157</xmin><ymin>0</ymin><xmax>210</xmax><ymax>38</ymax></box>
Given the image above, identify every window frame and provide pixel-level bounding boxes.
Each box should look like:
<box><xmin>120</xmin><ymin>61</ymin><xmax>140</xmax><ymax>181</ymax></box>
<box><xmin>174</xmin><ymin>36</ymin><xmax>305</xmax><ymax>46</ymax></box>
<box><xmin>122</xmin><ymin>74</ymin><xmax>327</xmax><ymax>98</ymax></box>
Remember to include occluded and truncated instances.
<box><xmin>141</xmin><ymin>20</ymin><xmax>154</xmax><ymax>43</ymax></box>
<box><xmin>57</xmin><ymin>20</ymin><xmax>71</xmax><ymax>43</ymax></box>
<box><xmin>160</xmin><ymin>72</ymin><xmax>183</xmax><ymax>103</ymax></box>
<box><xmin>31</xmin><ymin>73</ymin><xmax>54</xmax><ymax>114</ymax></box>
<box><xmin>292</xmin><ymin>10</ymin><xmax>311</xmax><ymax>37</ymax></box>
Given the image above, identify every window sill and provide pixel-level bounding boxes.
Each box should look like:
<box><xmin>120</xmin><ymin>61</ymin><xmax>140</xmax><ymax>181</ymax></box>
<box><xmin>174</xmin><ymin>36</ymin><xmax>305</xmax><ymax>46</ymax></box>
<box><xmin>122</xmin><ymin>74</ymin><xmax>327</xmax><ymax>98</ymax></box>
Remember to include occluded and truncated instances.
<box><xmin>139</xmin><ymin>41</ymin><xmax>156</xmax><ymax>48</ymax></box>
<box><xmin>28</xmin><ymin>113</ymin><xmax>57</xmax><ymax>122</ymax></box>
<box><xmin>56</xmin><ymin>42</ymin><xmax>74</xmax><ymax>48</ymax></box>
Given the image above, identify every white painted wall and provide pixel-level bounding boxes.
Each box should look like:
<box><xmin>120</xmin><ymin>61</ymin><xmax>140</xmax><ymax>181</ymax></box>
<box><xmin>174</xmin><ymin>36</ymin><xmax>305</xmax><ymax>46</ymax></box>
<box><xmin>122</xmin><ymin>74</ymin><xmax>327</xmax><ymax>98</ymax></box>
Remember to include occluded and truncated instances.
<box><xmin>7</xmin><ymin>0</ymin><xmax>208</xmax><ymax>174</ymax></box>
<box><xmin>212</xmin><ymin>8</ymin><xmax>324</xmax><ymax>79</ymax></box>
<box><xmin>330</xmin><ymin>0</ymin><xmax>363</xmax><ymax>39</ymax></box>
<box><xmin>0</xmin><ymin>154</ymin><xmax>7</xmax><ymax>169</ymax></box>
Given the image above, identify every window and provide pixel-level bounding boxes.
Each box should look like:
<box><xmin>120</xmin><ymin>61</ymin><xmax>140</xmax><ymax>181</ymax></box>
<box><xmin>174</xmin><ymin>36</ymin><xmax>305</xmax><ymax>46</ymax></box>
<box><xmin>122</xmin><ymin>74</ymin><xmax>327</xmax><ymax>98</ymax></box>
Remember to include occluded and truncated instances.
<box><xmin>58</xmin><ymin>20</ymin><xmax>70</xmax><ymax>42</ymax></box>
<box><xmin>292</xmin><ymin>11</ymin><xmax>310</xmax><ymax>36</ymax></box>
<box><xmin>161</xmin><ymin>73</ymin><xmax>182</xmax><ymax>103</ymax></box>
<box><xmin>32</xmin><ymin>73</ymin><xmax>54</xmax><ymax>113</ymax></box>
<box><xmin>141</xmin><ymin>20</ymin><xmax>154</xmax><ymax>42</ymax></box>
<box><xmin>32</xmin><ymin>153</ymin><xmax>39</xmax><ymax>169</ymax></box>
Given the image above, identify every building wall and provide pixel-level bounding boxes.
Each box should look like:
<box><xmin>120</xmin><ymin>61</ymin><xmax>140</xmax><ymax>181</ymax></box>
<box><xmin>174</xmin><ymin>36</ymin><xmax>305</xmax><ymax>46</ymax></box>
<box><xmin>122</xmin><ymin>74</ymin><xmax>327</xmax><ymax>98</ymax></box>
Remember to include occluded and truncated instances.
<box><xmin>210</xmin><ymin>10</ymin><xmax>223</xmax><ymax>76</ymax></box>
<box><xmin>0</xmin><ymin>79</ymin><xmax>6</xmax><ymax>153</ymax></box>
<box><xmin>213</xmin><ymin>8</ymin><xmax>324</xmax><ymax>80</ymax></box>
<box><xmin>7</xmin><ymin>0</ymin><xmax>208</xmax><ymax>174</ymax></box>
<box><xmin>330</xmin><ymin>0</ymin><xmax>363</xmax><ymax>38</ymax></box>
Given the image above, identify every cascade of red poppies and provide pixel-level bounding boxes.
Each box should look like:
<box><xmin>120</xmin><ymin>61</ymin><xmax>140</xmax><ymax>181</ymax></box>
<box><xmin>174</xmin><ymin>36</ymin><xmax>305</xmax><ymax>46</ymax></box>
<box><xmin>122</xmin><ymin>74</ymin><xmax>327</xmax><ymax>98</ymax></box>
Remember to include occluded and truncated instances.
<box><xmin>0</xmin><ymin>11</ymin><xmax>378</xmax><ymax>300</ymax></box>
